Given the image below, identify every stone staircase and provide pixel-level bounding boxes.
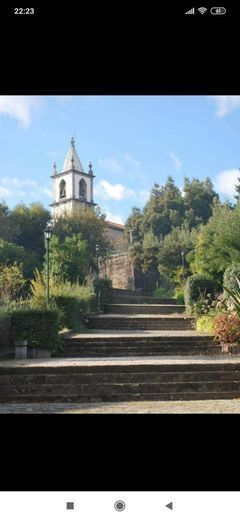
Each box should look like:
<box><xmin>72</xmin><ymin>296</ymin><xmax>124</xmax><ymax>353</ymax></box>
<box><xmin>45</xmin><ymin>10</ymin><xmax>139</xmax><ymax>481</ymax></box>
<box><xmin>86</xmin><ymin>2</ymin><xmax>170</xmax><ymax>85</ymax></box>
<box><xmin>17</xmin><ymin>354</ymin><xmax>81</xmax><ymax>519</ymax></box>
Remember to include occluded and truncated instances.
<box><xmin>1</xmin><ymin>358</ymin><xmax>240</xmax><ymax>403</ymax></box>
<box><xmin>87</xmin><ymin>289</ymin><xmax>194</xmax><ymax>331</ymax></box>
<box><xmin>1</xmin><ymin>288</ymin><xmax>236</xmax><ymax>404</ymax></box>
<box><xmin>62</xmin><ymin>333</ymin><xmax>222</xmax><ymax>358</ymax></box>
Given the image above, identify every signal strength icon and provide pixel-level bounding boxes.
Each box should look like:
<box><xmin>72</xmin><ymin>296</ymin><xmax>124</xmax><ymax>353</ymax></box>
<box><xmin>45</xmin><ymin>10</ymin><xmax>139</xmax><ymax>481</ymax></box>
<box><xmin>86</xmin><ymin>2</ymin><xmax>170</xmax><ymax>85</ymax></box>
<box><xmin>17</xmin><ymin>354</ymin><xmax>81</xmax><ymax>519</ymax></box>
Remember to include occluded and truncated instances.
<box><xmin>198</xmin><ymin>6</ymin><xmax>207</xmax><ymax>14</ymax></box>
<box><xmin>185</xmin><ymin>7</ymin><xmax>195</xmax><ymax>14</ymax></box>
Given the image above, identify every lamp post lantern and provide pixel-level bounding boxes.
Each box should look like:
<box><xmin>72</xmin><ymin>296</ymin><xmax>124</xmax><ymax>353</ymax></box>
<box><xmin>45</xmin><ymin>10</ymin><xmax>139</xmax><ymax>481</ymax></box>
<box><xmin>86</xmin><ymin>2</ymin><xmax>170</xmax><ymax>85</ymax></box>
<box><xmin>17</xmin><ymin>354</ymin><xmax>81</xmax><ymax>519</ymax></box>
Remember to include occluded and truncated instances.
<box><xmin>44</xmin><ymin>222</ymin><xmax>52</xmax><ymax>306</ymax></box>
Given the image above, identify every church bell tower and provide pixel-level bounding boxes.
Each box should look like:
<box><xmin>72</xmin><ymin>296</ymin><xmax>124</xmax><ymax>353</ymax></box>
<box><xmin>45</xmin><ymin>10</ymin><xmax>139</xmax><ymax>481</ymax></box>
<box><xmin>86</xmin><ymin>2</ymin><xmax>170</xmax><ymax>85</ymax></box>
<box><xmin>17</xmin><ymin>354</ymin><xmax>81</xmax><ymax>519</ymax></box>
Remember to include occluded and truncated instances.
<box><xmin>50</xmin><ymin>137</ymin><xmax>96</xmax><ymax>219</ymax></box>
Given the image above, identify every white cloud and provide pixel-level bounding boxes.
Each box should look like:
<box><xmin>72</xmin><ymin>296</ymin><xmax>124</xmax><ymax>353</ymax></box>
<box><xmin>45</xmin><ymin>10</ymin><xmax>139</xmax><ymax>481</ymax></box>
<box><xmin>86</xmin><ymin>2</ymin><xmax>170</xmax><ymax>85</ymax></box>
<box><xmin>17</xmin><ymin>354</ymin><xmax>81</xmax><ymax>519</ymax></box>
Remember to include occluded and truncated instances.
<box><xmin>98</xmin><ymin>158</ymin><xmax>122</xmax><ymax>173</ymax></box>
<box><xmin>215</xmin><ymin>168</ymin><xmax>240</xmax><ymax>197</ymax></box>
<box><xmin>95</xmin><ymin>180</ymin><xmax>135</xmax><ymax>200</ymax></box>
<box><xmin>169</xmin><ymin>151</ymin><xmax>182</xmax><ymax>170</ymax></box>
<box><xmin>208</xmin><ymin>96</ymin><xmax>240</xmax><ymax>118</ymax></box>
<box><xmin>124</xmin><ymin>154</ymin><xmax>140</xmax><ymax>170</ymax></box>
<box><xmin>0</xmin><ymin>96</ymin><xmax>42</xmax><ymax>127</ymax></box>
<box><xmin>0</xmin><ymin>186</ymin><xmax>11</xmax><ymax>197</ymax></box>
<box><xmin>0</xmin><ymin>176</ymin><xmax>51</xmax><ymax>201</ymax></box>
<box><xmin>1</xmin><ymin>177</ymin><xmax>37</xmax><ymax>189</ymax></box>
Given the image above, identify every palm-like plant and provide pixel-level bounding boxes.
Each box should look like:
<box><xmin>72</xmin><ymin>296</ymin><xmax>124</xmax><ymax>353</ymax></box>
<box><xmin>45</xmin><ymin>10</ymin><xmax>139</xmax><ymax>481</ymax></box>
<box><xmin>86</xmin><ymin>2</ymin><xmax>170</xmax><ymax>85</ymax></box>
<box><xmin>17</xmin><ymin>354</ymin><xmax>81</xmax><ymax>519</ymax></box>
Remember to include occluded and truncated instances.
<box><xmin>223</xmin><ymin>275</ymin><xmax>240</xmax><ymax>316</ymax></box>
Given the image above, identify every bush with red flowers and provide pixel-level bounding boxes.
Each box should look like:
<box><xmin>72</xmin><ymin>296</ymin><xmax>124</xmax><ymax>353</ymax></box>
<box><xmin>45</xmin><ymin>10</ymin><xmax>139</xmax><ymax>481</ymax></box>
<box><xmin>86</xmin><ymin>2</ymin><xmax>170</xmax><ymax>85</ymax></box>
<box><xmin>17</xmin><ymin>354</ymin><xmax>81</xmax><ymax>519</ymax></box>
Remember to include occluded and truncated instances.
<box><xmin>213</xmin><ymin>312</ymin><xmax>240</xmax><ymax>345</ymax></box>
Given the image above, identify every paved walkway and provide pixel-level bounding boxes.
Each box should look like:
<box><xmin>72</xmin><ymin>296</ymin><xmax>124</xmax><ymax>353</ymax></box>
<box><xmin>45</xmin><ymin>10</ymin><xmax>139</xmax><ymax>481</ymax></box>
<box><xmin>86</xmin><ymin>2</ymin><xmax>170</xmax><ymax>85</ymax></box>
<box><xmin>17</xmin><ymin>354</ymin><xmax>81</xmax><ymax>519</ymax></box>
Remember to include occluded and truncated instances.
<box><xmin>1</xmin><ymin>399</ymin><xmax>240</xmax><ymax>413</ymax></box>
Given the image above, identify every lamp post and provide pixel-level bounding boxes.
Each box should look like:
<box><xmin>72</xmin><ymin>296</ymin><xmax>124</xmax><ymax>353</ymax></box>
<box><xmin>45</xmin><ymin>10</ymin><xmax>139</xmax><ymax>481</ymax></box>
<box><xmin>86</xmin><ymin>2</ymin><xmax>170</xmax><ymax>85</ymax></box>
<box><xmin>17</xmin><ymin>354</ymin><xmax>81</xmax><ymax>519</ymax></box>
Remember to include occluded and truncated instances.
<box><xmin>96</xmin><ymin>244</ymin><xmax>100</xmax><ymax>310</ymax></box>
<box><xmin>44</xmin><ymin>223</ymin><xmax>52</xmax><ymax>306</ymax></box>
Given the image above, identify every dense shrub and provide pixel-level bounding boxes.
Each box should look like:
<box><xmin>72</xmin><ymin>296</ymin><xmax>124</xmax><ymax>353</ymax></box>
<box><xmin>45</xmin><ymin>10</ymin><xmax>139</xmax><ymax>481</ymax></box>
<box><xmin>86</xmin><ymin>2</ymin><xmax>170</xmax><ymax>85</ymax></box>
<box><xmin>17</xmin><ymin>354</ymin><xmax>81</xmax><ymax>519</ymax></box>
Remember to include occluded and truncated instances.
<box><xmin>174</xmin><ymin>286</ymin><xmax>185</xmax><ymax>304</ymax></box>
<box><xmin>55</xmin><ymin>290</ymin><xmax>96</xmax><ymax>329</ymax></box>
<box><xmin>213</xmin><ymin>312</ymin><xmax>240</xmax><ymax>345</ymax></box>
<box><xmin>184</xmin><ymin>274</ymin><xmax>220</xmax><ymax>310</ymax></box>
<box><xmin>196</xmin><ymin>314</ymin><xmax>214</xmax><ymax>334</ymax></box>
<box><xmin>30</xmin><ymin>269</ymin><xmax>96</xmax><ymax>328</ymax></box>
<box><xmin>0</xmin><ymin>263</ymin><xmax>26</xmax><ymax>303</ymax></box>
<box><xmin>223</xmin><ymin>264</ymin><xmax>240</xmax><ymax>297</ymax></box>
<box><xmin>154</xmin><ymin>287</ymin><xmax>174</xmax><ymax>298</ymax></box>
<box><xmin>10</xmin><ymin>309</ymin><xmax>60</xmax><ymax>350</ymax></box>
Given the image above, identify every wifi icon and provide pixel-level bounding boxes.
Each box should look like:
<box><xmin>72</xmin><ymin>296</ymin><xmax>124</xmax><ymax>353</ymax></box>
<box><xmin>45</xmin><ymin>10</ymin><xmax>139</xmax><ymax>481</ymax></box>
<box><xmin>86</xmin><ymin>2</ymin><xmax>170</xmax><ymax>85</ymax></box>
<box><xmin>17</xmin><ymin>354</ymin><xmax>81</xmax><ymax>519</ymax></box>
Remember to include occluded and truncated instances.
<box><xmin>198</xmin><ymin>6</ymin><xmax>207</xmax><ymax>14</ymax></box>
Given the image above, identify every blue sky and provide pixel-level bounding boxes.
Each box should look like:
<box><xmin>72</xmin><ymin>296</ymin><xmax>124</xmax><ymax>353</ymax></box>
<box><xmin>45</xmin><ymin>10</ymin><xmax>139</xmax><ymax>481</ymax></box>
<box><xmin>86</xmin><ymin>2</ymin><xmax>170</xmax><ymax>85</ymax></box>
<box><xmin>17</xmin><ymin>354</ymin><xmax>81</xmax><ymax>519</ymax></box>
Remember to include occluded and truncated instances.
<box><xmin>0</xmin><ymin>95</ymin><xmax>240</xmax><ymax>224</ymax></box>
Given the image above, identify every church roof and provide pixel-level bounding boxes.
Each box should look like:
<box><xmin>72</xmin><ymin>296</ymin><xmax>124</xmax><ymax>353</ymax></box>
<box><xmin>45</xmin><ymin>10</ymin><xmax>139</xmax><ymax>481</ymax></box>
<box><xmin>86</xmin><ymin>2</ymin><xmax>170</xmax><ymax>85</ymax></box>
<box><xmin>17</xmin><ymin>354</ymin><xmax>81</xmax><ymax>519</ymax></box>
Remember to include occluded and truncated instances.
<box><xmin>62</xmin><ymin>137</ymin><xmax>84</xmax><ymax>173</ymax></box>
<box><xmin>106</xmin><ymin>220</ymin><xmax>125</xmax><ymax>229</ymax></box>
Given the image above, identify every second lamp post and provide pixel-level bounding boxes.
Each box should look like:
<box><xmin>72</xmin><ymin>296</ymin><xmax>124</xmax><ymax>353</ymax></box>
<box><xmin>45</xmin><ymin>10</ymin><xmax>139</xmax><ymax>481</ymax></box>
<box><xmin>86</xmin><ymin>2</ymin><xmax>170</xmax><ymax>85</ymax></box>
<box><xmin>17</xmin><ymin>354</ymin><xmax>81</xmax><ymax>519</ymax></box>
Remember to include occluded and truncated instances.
<box><xmin>44</xmin><ymin>223</ymin><xmax>52</xmax><ymax>306</ymax></box>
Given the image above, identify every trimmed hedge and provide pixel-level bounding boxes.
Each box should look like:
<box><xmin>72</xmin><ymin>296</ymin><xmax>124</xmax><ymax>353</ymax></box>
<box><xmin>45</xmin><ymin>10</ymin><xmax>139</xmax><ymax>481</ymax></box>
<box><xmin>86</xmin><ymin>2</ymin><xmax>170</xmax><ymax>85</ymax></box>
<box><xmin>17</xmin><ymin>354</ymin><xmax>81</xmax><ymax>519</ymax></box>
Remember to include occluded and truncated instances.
<box><xmin>223</xmin><ymin>264</ymin><xmax>240</xmax><ymax>296</ymax></box>
<box><xmin>0</xmin><ymin>313</ymin><xmax>11</xmax><ymax>351</ymax></box>
<box><xmin>10</xmin><ymin>309</ymin><xmax>60</xmax><ymax>351</ymax></box>
<box><xmin>184</xmin><ymin>274</ymin><xmax>219</xmax><ymax>309</ymax></box>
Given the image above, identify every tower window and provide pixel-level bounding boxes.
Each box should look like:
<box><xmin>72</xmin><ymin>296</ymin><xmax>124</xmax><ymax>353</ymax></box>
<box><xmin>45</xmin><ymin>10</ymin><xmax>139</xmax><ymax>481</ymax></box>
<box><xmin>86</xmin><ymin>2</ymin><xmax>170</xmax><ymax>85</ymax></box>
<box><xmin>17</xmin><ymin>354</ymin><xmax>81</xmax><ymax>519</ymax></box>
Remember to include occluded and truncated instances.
<box><xmin>59</xmin><ymin>179</ymin><xmax>66</xmax><ymax>199</ymax></box>
<box><xmin>79</xmin><ymin>178</ymin><xmax>87</xmax><ymax>200</ymax></box>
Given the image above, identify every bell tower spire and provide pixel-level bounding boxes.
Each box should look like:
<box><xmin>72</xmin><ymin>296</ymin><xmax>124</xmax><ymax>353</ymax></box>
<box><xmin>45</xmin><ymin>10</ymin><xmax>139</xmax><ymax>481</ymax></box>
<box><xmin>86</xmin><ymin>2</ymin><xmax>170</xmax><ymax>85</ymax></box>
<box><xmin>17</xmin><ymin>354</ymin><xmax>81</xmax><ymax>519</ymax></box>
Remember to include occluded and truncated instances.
<box><xmin>50</xmin><ymin>138</ymin><xmax>96</xmax><ymax>219</ymax></box>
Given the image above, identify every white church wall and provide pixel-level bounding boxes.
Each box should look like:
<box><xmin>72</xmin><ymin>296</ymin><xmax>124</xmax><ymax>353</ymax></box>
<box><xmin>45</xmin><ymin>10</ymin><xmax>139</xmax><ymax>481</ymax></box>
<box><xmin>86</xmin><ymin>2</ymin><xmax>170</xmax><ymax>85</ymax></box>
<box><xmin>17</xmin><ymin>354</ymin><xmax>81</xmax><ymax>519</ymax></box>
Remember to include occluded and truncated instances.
<box><xmin>52</xmin><ymin>200</ymin><xmax>75</xmax><ymax>219</ymax></box>
<box><xmin>54</xmin><ymin>174</ymin><xmax>73</xmax><ymax>203</ymax></box>
<box><xmin>74</xmin><ymin>174</ymin><xmax>91</xmax><ymax>201</ymax></box>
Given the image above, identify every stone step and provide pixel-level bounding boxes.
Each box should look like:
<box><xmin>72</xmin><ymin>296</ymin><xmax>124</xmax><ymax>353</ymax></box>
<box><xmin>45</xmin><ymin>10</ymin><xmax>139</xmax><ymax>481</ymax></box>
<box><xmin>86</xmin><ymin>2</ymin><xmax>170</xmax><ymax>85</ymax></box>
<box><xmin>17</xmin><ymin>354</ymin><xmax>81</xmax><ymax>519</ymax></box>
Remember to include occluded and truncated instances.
<box><xmin>63</xmin><ymin>334</ymin><xmax>221</xmax><ymax>357</ymax></box>
<box><xmin>1</xmin><ymin>380</ymin><xmax>240</xmax><ymax>402</ymax></box>
<box><xmin>63</xmin><ymin>345</ymin><xmax>221</xmax><ymax>357</ymax></box>
<box><xmin>112</xmin><ymin>297</ymin><xmax>177</xmax><ymax>305</ymax></box>
<box><xmin>4</xmin><ymin>360</ymin><xmax>239</xmax><ymax>375</ymax></box>
<box><xmin>2</xmin><ymin>391</ymin><xmax>240</xmax><ymax>403</ymax></box>
<box><xmin>112</xmin><ymin>289</ymin><xmax>153</xmax><ymax>297</ymax></box>
<box><xmin>105</xmin><ymin>304</ymin><xmax>185</xmax><ymax>314</ymax></box>
<box><xmin>2</xmin><ymin>369</ymin><xmax>239</xmax><ymax>385</ymax></box>
<box><xmin>86</xmin><ymin>315</ymin><xmax>195</xmax><ymax>330</ymax></box>
<box><xmin>1</xmin><ymin>359</ymin><xmax>240</xmax><ymax>402</ymax></box>
<box><xmin>64</xmin><ymin>333</ymin><xmax>216</xmax><ymax>344</ymax></box>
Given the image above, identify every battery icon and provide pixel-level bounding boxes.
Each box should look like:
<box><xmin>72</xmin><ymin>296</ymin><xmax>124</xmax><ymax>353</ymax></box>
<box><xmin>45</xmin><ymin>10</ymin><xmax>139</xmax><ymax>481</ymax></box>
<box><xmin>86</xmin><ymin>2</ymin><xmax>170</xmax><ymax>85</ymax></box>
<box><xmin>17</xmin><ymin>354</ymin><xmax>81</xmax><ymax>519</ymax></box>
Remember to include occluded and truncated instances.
<box><xmin>210</xmin><ymin>7</ymin><xmax>226</xmax><ymax>14</ymax></box>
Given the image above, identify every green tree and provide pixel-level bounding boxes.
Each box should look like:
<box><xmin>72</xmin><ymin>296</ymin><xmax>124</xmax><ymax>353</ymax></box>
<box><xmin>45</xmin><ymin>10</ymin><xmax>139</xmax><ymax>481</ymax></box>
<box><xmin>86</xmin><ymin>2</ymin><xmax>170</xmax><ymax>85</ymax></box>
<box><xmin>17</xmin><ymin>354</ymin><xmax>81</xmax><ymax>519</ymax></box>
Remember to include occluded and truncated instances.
<box><xmin>125</xmin><ymin>207</ymin><xmax>144</xmax><ymax>270</ymax></box>
<box><xmin>10</xmin><ymin>202</ymin><xmax>51</xmax><ymax>259</ymax></box>
<box><xmin>0</xmin><ymin>239</ymin><xmax>38</xmax><ymax>280</ymax></box>
<box><xmin>52</xmin><ymin>206</ymin><xmax>110</xmax><ymax>269</ymax></box>
<box><xmin>189</xmin><ymin>201</ymin><xmax>240</xmax><ymax>283</ymax></box>
<box><xmin>125</xmin><ymin>207</ymin><xmax>143</xmax><ymax>243</ymax></box>
<box><xmin>49</xmin><ymin>234</ymin><xmax>89</xmax><ymax>284</ymax></box>
<box><xmin>0</xmin><ymin>263</ymin><xmax>26</xmax><ymax>302</ymax></box>
<box><xmin>234</xmin><ymin>173</ymin><xmax>240</xmax><ymax>203</ymax></box>
<box><xmin>142</xmin><ymin>177</ymin><xmax>184</xmax><ymax>237</ymax></box>
<box><xmin>158</xmin><ymin>226</ymin><xmax>198</xmax><ymax>281</ymax></box>
<box><xmin>183</xmin><ymin>177</ymin><xmax>219</xmax><ymax>229</ymax></box>
<box><xmin>0</xmin><ymin>201</ymin><xmax>15</xmax><ymax>242</ymax></box>
<box><xmin>141</xmin><ymin>231</ymin><xmax>160</xmax><ymax>272</ymax></box>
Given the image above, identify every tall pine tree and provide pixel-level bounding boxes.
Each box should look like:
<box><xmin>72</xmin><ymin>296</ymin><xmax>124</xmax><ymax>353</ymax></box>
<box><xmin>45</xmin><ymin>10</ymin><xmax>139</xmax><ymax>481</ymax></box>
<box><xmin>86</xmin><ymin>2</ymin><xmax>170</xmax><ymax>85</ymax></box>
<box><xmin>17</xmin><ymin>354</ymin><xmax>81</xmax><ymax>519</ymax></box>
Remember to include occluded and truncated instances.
<box><xmin>234</xmin><ymin>171</ymin><xmax>240</xmax><ymax>202</ymax></box>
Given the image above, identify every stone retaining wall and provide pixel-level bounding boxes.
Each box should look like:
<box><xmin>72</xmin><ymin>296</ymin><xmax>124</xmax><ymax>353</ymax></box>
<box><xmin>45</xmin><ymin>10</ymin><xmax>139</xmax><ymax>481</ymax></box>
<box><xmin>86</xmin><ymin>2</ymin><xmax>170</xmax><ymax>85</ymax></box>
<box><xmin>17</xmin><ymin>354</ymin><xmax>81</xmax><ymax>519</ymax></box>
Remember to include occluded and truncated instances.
<box><xmin>99</xmin><ymin>253</ymin><xmax>160</xmax><ymax>291</ymax></box>
<box><xmin>99</xmin><ymin>253</ymin><xmax>135</xmax><ymax>290</ymax></box>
